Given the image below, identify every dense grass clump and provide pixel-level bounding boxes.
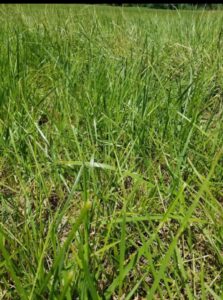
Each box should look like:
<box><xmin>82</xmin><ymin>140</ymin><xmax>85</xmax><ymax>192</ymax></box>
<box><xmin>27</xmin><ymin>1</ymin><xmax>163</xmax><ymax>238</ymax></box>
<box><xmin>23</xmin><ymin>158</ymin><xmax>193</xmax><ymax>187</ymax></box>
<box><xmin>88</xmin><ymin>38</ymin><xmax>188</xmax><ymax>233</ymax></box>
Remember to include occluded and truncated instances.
<box><xmin>0</xmin><ymin>4</ymin><xmax>223</xmax><ymax>299</ymax></box>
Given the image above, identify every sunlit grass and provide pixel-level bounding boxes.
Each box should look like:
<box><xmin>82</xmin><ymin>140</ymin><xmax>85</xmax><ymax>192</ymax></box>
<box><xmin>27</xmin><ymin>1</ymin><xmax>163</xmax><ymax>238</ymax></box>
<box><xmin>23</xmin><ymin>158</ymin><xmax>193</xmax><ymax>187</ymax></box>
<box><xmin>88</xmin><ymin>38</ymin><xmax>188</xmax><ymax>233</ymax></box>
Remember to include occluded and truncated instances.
<box><xmin>0</xmin><ymin>4</ymin><xmax>223</xmax><ymax>299</ymax></box>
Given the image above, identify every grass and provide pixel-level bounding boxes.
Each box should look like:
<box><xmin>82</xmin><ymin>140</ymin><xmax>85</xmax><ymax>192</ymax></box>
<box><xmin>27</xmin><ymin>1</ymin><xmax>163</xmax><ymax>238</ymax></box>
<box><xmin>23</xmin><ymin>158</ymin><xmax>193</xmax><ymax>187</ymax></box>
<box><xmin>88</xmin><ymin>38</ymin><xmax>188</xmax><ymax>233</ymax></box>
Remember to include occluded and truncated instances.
<box><xmin>0</xmin><ymin>4</ymin><xmax>223</xmax><ymax>299</ymax></box>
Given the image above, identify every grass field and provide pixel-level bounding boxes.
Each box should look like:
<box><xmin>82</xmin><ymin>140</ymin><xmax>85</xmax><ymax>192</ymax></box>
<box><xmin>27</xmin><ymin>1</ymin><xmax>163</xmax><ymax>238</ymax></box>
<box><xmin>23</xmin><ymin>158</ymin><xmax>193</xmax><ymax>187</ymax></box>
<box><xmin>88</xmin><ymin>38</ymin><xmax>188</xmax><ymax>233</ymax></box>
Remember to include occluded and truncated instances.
<box><xmin>0</xmin><ymin>4</ymin><xmax>223</xmax><ymax>299</ymax></box>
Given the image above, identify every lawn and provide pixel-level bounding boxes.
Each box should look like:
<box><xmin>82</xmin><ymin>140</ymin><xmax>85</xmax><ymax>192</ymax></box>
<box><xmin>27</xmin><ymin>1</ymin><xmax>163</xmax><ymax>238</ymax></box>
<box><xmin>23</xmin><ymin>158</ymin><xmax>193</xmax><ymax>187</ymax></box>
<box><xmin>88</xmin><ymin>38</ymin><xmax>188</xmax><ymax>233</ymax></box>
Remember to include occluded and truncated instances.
<box><xmin>0</xmin><ymin>4</ymin><xmax>223</xmax><ymax>299</ymax></box>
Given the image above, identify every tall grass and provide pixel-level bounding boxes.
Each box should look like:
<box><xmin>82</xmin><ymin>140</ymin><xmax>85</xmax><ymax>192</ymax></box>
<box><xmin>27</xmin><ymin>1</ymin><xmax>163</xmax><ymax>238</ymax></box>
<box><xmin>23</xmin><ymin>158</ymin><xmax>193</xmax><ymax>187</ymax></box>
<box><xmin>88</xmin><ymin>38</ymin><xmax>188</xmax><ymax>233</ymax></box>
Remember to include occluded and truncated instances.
<box><xmin>0</xmin><ymin>4</ymin><xmax>223</xmax><ymax>299</ymax></box>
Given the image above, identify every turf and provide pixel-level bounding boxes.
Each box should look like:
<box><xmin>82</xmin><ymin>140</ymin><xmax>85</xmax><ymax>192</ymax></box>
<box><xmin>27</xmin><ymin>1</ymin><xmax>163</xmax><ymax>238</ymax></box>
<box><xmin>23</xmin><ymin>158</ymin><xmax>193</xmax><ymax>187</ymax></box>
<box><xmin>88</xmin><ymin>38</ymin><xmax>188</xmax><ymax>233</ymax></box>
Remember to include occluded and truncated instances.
<box><xmin>0</xmin><ymin>4</ymin><xmax>223</xmax><ymax>299</ymax></box>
